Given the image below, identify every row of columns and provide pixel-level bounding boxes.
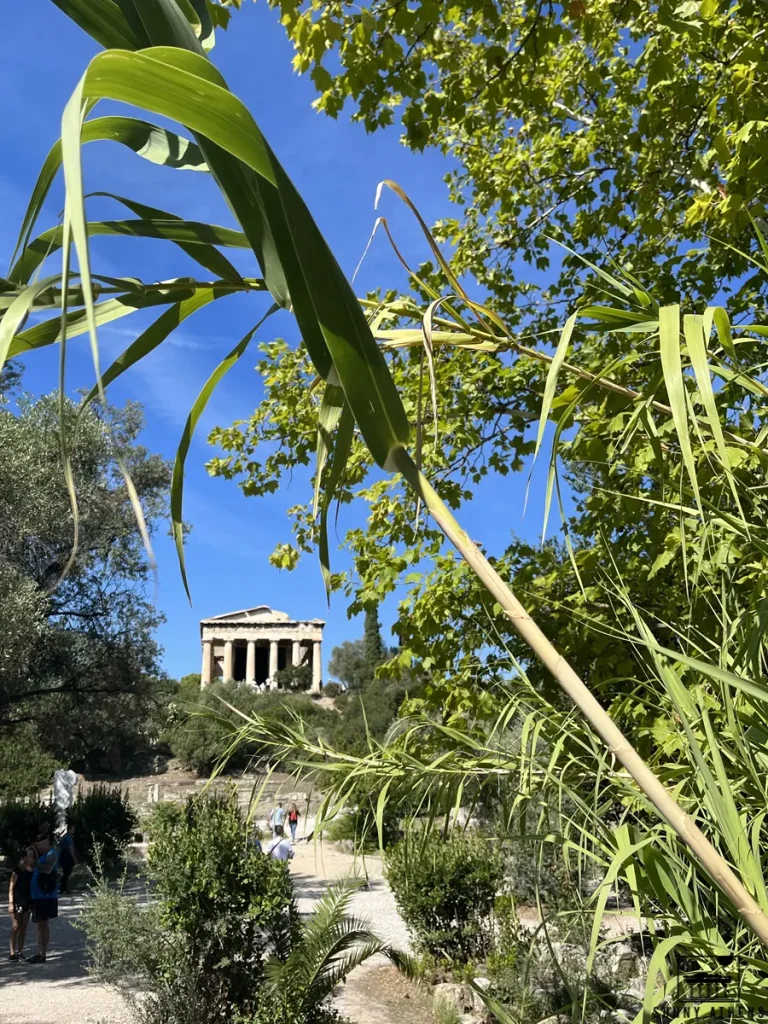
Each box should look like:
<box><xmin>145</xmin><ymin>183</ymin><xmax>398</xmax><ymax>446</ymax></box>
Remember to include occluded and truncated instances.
<box><xmin>201</xmin><ymin>637</ymin><xmax>322</xmax><ymax>691</ymax></box>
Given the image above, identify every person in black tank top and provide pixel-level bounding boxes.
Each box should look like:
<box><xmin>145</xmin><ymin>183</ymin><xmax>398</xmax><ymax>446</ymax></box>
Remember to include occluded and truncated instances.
<box><xmin>8</xmin><ymin>849</ymin><xmax>34</xmax><ymax>961</ymax></box>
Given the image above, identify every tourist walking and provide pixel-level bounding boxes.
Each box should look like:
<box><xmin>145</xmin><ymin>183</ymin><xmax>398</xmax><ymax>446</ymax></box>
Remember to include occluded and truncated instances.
<box><xmin>58</xmin><ymin>823</ymin><xmax>78</xmax><ymax>894</ymax></box>
<box><xmin>27</xmin><ymin>829</ymin><xmax>59</xmax><ymax>964</ymax></box>
<box><xmin>268</xmin><ymin>801</ymin><xmax>285</xmax><ymax>837</ymax></box>
<box><xmin>7</xmin><ymin>848</ymin><xmax>34</xmax><ymax>961</ymax></box>
<box><xmin>265</xmin><ymin>825</ymin><xmax>294</xmax><ymax>861</ymax></box>
<box><xmin>287</xmin><ymin>802</ymin><xmax>300</xmax><ymax>842</ymax></box>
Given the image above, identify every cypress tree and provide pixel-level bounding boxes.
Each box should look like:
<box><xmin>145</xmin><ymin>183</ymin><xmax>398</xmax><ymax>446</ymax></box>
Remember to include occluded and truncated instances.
<box><xmin>363</xmin><ymin>606</ymin><xmax>385</xmax><ymax>680</ymax></box>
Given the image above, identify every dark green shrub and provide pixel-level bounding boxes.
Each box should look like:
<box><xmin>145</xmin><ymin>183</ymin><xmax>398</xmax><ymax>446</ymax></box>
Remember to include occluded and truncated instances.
<box><xmin>0</xmin><ymin>799</ymin><xmax>53</xmax><ymax>861</ymax></box>
<box><xmin>67</xmin><ymin>785</ymin><xmax>137</xmax><ymax>866</ymax></box>
<box><xmin>330</xmin><ymin>676</ymin><xmax>419</xmax><ymax>756</ymax></box>
<box><xmin>385</xmin><ymin>832</ymin><xmax>504</xmax><ymax>963</ymax></box>
<box><xmin>168</xmin><ymin>680</ymin><xmax>260</xmax><ymax>772</ymax></box>
<box><xmin>168</xmin><ymin>682</ymin><xmax>335</xmax><ymax>774</ymax></box>
<box><xmin>146</xmin><ymin>795</ymin><xmax>295</xmax><ymax>955</ymax></box>
<box><xmin>79</xmin><ymin>794</ymin><xmax>297</xmax><ymax>1024</ymax></box>
<box><xmin>321</xmin><ymin>682</ymin><xmax>342</xmax><ymax>698</ymax></box>
<box><xmin>503</xmin><ymin>834</ymin><xmax>581</xmax><ymax>909</ymax></box>
<box><xmin>275</xmin><ymin>664</ymin><xmax>312</xmax><ymax>691</ymax></box>
<box><xmin>0</xmin><ymin>727</ymin><xmax>58</xmax><ymax>800</ymax></box>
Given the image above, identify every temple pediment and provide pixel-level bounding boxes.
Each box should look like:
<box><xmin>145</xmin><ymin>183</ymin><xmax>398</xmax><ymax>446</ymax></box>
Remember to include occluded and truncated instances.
<box><xmin>204</xmin><ymin>605</ymin><xmax>290</xmax><ymax>624</ymax></box>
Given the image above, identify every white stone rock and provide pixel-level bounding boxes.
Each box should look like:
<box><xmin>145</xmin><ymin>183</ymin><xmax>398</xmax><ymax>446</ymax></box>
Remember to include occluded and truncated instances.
<box><xmin>433</xmin><ymin>982</ymin><xmax>472</xmax><ymax>1015</ymax></box>
<box><xmin>469</xmin><ymin>976</ymin><xmax>491</xmax><ymax>1012</ymax></box>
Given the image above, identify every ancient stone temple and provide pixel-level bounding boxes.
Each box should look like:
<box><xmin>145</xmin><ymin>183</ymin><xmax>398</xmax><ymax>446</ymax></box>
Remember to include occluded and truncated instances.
<box><xmin>199</xmin><ymin>606</ymin><xmax>324</xmax><ymax>691</ymax></box>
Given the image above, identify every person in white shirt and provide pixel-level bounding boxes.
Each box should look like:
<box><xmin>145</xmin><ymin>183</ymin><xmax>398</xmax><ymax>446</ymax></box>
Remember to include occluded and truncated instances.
<box><xmin>266</xmin><ymin>825</ymin><xmax>293</xmax><ymax>861</ymax></box>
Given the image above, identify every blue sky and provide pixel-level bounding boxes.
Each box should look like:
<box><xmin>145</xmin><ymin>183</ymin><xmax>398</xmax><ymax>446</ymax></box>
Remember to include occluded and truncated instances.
<box><xmin>3</xmin><ymin>3</ymin><xmax>556</xmax><ymax>680</ymax></box>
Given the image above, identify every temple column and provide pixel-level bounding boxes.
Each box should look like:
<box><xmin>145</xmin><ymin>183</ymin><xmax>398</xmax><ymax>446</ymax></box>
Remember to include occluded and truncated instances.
<box><xmin>312</xmin><ymin>640</ymin><xmax>322</xmax><ymax>692</ymax></box>
<box><xmin>269</xmin><ymin>639</ymin><xmax>279</xmax><ymax>689</ymax></box>
<box><xmin>292</xmin><ymin>639</ymin><xmax>301</xmax><ymax>667</ymax></box>
<box><xmin>246</xmin><ymin>640</ymin><xmax>256</xmax><ymax>685</ymax></box>
<box><xmin>201</xmin><ymin>640</ymin><xmax>213</xmax><ymax>687</ymax></box>
<box><xmin>223</xmin><ymin>639</ymin><xmax>234</xmax><ymax>681</ymax></box>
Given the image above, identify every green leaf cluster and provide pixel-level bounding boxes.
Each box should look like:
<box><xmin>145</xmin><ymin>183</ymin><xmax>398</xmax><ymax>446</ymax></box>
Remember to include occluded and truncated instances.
<box><xmin>269</xmin><ymin>0</ymin><xmax>768</xmax><ymax>321</ymax></box>
<box><xmin>0</xmin><ymin>390</ymin><xmax>172</xmax><ymax>769</ymax></box>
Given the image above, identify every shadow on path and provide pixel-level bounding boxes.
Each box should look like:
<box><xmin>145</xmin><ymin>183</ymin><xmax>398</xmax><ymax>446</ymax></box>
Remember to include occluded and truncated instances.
<box><xmin>0</xmin><ymin>881</ymin><xmax>145</xmax><ymax>1023</ymax></box>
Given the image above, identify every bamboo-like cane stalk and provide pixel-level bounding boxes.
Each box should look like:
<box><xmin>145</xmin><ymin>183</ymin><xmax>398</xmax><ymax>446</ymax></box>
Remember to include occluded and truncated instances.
<box><xmin>392</xmin><ymin>445</ymin><xmax>768</xmax><ymax>946</ymax></box>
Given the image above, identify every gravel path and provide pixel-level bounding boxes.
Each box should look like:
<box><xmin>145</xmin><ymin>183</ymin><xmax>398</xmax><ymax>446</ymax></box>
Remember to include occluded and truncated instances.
<box><xmin>288</xmin><ymin>835</ymin><xmax>425</xmax><ymax>1024</ymax></box>
<box><xmin>290</xmin><ymin>836</ymin><xmax>411</xmax><ymax>950</ymax></box>
<box><xmin>0</xmin><ymin>889</ymin><xmax>131</xmax><ymax>1024</ymax></box>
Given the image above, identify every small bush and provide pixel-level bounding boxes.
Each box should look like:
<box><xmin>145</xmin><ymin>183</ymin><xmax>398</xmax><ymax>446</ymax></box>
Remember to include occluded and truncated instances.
<box><xmin>504</xmin><ymin>835</ymin><xmax>581</xmax><ymax>909</ymax></box>
<box><xmin>275</xmin><ymin>663</ymin><xmax>312</xmax><ymax>691</ymax></box>
<box><xmin>0</xmin><ymin>799</ymin><xmax>53</xmax><ymax>862</ymax></box>
<box><xmin>67</xmin><ymin>785</ymin><xmax>137</xmax><ymax>866</ymax></box>
<box><xmin>322</xmin><ymin>682</ymin><xmax>342</xmax><ymax>698</ymax></box>
<box><xmin>385</xmin><ymin>832</ymin><xmax>504</xmax><ymax>963</ymax></box>
<box><xmin>80</xmin><ymin>794</ymin><xmax>296</xmax><ymax>1024</ymax></box>
<box><xmin>485</xmin><ymin>894</ymin><xmax>632</xmax><ymax>1022</ymax></box>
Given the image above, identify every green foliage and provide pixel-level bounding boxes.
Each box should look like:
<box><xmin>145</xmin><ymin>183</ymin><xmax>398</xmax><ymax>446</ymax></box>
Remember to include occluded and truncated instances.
<box><xmin>324</xmin><ymin>802</ymin><xmax>400</xmax><ymax>851</ymax></box>
<box><xmin>0</xmin><ymin>391</ymin><xmax>171</xmax><ymax>769</ymax></box>
<box><xmin>485</xmin><ymin>895</ymin><xmax>600</xmax><ymax>1023</ymax></box>
<box><xmin>13</xmin><ymin>0</ymin><xmax>768</xmax><ymax>1012</ymax></box>
<box><xmin>330</xmin><ymin>675</ymin><xmax>417</xmax><ymax>757</ymax></box>
<box><xmin>178</xmin><ymin>674</ymin><xmax>202</xmax><ymax>699</ymax></box>
<box><xmin>203</xmin><ymin>1</ymin><xmax>768</xmax><ymax>744</ymax></box>
<box><xmin>362</xmin><ymin>606</ymin><xmax>386</xmax><ymax>674</ymax></box>
<box><xmin>169</xmin><ymin>681</ymin><xmax>335</xmax><ymax>773</ymax></box>
<box><xmin>80</xmin><ymin>796</ymin><xmax>393</xmax><ymax>1024</ymax></box>
<box><xmin>501</xmin><ymin>834</ymin><xmax>580</xmax><ymax>911</ymax></box>
<box><xmin>275</xmin><ymin>663</ymin><xmax>312</xmax><ymax>692</ymax></box>
<box><xmin>385</xmin><ymin>833</ymin><xmax>504</xmax><ymax>963</ymax></box>
<box><xmin>321</xmin><ymin>682</ymin><xmax>342</xmax><ymax>699</ymax></box>
<box><xmin>267</xmin><ymin>0</ymin><xmax>768</xmax><ymax>324</ymax></box>
<box><xmin>77</xmin><ymin>871</ymin><xmax>164</xmax><ymax>990</ymax></box>
<box><xmin>327</xmin><ymin>640</ymin><xmax>369</xmax><ymax>691</ymax></box>
<box><xmin>0</xmin><ymin>799</ymin><xmax>53</xmax><ymax>862</ymax></box>
<box><xmin>80</xmin><ymin>794</ymin><xmax>297</xmax><ymax>1024</ymax></box>
<box><xmin>259</xmin><ymin>877</ymin><xmax>406</xmax><ymax>1024</ymax></box>
<box><xmin>242</xmin><ymin>268</ymin><xmax>768</xmax><ymax>1013</ymax></box>
<box><xmin>68</xmin><ymin>785</ymin><xmax>138</xmax><ymax>866</ymax></box>
<box><xmin>147</xmin><ymin>796</ymin><xmax>295</xmax><ymax>980</ymax></box>
<box><xmin>326</xmin><ymin>605</ymin><xmax>387</xmax><ymax>692</ymax></box>
<box><xmin>0</xmin><ymin>725</ymin><xmax>58</xmax><ymax>800</ymax></box>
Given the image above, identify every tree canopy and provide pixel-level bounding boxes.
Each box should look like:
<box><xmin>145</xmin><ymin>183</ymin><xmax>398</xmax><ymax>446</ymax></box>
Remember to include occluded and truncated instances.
<box><xmin>207</xmin><ymin>0</ymin><xmax>768</xmax><ymax>738</ymax></box>
<box><xmin>268</xmin><ymin>0</ymin><xmax>768</xmax><ymax>320</ymax></box>
<box><xmin>0</xmin><ymin>379</ymin><xmax>172</xmax><ymax>771</ymax></box>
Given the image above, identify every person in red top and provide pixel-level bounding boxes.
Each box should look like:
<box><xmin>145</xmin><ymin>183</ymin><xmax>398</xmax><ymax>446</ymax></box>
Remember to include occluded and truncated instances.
<box><xmin>287</xmin><ymin>802</ymin><xmax>300</xmax><ymax>842</ymax></box>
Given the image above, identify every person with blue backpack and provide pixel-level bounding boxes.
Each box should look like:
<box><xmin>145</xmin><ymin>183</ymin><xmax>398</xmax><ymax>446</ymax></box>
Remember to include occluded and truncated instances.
<box><xmin>26</xmin><ymin>829</ymin><xmax>59</xmax><ymax>964</ymax></box>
